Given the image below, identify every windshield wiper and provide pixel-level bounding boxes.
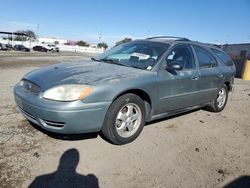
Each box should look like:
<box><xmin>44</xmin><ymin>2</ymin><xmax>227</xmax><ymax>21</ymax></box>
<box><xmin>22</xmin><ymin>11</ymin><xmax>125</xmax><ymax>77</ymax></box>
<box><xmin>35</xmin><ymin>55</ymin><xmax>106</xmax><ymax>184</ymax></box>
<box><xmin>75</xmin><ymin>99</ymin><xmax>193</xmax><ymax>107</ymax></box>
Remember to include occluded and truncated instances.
<box><xmin>99</xmin><ymin>58</ymin><xmax>115</xmax><ymax>63</ymax></box>
<box><xmin>129</xmin><ymin>65</ymin><xmax>142</xmax><ymax>70</ymax></box>
<box><xmin>99</xmin><ymin>58</ymin><xmax>128</xmax><ymax>67</ymax></box>
<box><xmin>93</xmin><ymin>58</ymin><xmax>142</xmax><ymax>69</ymax></box>
<box><xmin>91</xmin><ymin>57</ymin><xmax>101</xmax><ymax>62</ymax></box>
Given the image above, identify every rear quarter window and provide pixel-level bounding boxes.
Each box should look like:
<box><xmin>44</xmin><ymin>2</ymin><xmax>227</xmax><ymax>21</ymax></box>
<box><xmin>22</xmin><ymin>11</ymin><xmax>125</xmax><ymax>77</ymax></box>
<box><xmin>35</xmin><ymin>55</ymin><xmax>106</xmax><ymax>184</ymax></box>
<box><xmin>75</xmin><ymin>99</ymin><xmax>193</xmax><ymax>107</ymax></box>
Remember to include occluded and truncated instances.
<box><xmin>211</xmin><ymin>48</ymin><xmax>234</xmax><ymax>66</ymax></box>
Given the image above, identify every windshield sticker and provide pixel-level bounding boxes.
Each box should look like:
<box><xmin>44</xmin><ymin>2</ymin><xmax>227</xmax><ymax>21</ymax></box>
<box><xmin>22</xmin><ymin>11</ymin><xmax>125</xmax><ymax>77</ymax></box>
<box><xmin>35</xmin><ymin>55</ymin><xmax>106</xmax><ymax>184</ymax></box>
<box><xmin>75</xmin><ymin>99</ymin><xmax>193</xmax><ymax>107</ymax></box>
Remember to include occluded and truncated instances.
<box><xmin>131</xmin><ymin>52</ymin><xmax>150</xmax><ymax>59</ymax></box>
<box><xmin>146</xmin><ymin>66</ymin><xmax>152</xmax><ymax>70</ymax></box>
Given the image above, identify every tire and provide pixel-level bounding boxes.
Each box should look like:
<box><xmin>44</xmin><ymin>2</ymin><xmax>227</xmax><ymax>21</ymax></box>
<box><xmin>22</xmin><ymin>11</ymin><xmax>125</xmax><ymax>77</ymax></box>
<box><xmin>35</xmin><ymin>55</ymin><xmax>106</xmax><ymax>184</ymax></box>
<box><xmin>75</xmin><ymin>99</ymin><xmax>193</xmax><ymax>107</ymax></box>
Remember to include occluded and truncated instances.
<box><xmin>207</xmin><ymin>84</ymin><xmax>228</xmax><ymax>112</ymax></box>
<box><xmin>101</xmin><ymin>93</ymin><xmax>146</xmax><ymax>145</ymax></box>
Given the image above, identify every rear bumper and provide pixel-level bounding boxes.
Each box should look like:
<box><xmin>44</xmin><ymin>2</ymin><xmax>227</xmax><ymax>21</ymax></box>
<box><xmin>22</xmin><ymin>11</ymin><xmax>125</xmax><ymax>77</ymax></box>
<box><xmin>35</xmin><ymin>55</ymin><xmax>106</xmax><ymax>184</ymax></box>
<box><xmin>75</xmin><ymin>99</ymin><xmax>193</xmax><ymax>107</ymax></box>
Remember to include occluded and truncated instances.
<box><xmin>14</xmin><ymin>84</ymin><xmax>111</xmax><ymax>134</ymax></box>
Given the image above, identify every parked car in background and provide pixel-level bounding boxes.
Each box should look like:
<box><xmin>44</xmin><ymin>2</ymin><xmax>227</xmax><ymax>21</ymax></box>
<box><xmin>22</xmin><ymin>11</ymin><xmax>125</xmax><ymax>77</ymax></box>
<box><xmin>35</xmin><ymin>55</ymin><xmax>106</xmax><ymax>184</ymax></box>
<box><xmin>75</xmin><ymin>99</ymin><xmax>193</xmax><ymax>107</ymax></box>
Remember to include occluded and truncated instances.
<box><xmin>14</xmin><ymin>36</ymin><xmax>235</xmax><ymax>145</ymax></box>
<box><xmin>33</xmin><ymin>45</ymin><xmax>49</xmax><ymax>52</ymax></box>
<box><xmin>6</xmin><ymin>44</ymin><xmax>12</xmax><ymax>49</ymax></box>
<box><xmin>0</xmin><ymin>43</ymin><xmax>8</xmax><ymax>51</ymax></box>
<box><xmin>13</xmin><ymin>44</ymin><xmax>30</xmax><ymax>52</ymax></box>
<box><xmin>46</xmin><ymin>44</ymin><xmax>59</xmax><ymax>52</ymax></box>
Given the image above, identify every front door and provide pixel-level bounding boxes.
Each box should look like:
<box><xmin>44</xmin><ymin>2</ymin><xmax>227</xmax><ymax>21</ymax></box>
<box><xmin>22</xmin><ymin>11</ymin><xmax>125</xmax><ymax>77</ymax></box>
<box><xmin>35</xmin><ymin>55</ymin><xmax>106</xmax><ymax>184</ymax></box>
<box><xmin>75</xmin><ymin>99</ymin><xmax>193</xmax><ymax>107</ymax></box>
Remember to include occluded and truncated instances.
<box><xmin>156</xmin><ymin>44</ymin><xmax>201</xmax><ymax>114</ymax></box>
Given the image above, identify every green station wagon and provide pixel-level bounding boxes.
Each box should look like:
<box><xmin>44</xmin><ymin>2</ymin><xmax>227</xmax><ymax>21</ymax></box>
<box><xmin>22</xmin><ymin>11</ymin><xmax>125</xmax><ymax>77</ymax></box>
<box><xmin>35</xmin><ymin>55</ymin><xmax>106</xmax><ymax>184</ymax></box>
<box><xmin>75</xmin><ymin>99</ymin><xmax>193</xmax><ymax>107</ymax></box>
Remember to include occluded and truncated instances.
<box><xmin>14</xmin><ymin>36</ymin><xmax>235</xmax><ymax>144</ymax></box>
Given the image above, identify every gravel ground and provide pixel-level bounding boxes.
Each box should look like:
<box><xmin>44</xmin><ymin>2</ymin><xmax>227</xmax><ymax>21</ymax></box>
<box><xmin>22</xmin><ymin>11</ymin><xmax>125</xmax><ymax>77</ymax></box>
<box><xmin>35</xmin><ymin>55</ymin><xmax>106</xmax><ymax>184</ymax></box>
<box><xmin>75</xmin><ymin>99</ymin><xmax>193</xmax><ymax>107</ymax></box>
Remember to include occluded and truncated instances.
<box><xmin>0</xmin><ymin>51</ymin><xmax>250</xmax><ymax>188</ymax></box>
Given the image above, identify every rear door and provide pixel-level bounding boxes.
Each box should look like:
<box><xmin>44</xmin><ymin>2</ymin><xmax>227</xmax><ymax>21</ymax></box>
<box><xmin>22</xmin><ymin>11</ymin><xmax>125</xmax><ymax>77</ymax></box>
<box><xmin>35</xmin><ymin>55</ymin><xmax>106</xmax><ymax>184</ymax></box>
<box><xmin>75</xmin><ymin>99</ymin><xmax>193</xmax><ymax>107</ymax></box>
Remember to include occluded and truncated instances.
<box><xmin>192</xmin><ymin>45</ymin><xmax>222</xmax><ymax>103</ymax></box>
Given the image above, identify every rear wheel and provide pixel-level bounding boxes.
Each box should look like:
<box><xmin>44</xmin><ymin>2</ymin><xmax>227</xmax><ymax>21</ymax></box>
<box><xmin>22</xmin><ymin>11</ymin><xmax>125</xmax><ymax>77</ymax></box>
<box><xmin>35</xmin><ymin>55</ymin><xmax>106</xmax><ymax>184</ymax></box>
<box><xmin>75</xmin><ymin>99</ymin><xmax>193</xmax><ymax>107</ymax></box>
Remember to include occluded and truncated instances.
<box><xmin>101</xmin><ymin>94</ymin><xmax>146</xmax><ymax>145</ymax></box>
<box><xmin>207</xmin><ymin>85</ymin><xmax>228</xmax><ymax>112</ymax></box>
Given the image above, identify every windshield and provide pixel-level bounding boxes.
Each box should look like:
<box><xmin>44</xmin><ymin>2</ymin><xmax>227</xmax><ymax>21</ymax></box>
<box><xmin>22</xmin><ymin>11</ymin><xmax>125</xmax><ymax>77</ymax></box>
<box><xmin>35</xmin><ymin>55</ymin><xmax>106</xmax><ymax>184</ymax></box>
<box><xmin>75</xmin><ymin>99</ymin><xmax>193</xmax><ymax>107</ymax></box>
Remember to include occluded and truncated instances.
<box><xmin>96</xmin><ymin>40</ymin><xmax>169</xmax><ymax>70</ymax></box>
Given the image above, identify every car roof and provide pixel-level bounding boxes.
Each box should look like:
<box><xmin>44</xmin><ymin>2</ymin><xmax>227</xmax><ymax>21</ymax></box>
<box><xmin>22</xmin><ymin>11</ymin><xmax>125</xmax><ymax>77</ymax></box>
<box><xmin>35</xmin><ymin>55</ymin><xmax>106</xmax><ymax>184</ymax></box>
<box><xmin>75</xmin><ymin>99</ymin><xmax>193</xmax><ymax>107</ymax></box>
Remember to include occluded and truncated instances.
<box><xmin>142</xmin><ymin>36</ymin><xmax>224</xmax><ymax>52</ymax></box>
<box><xmin>146</xmin><ymin>36</ymin><xmax>190</xmax><ymax>43</ymax></box>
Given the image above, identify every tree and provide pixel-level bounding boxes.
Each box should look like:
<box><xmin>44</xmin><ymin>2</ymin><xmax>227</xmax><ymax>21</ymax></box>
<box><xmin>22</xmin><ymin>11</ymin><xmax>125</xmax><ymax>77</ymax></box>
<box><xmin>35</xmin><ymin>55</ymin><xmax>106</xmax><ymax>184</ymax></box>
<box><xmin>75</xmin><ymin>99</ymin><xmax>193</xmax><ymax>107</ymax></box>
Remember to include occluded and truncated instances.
<box><xmin>97</xmin><ymin>42</ymin><xmax>108</xmax><ymax>50</ymax></box>
<box><xmin>76</xmin><ymin>40</ymin><xmax>89</xmax><ymax>47</ymax></box>
<box><xmin>14</xmin><ymin>30</ymin><xmax>36</xmax><ymax>41</ymax></box>
<box><xmin>115</xmin><ymin>38</ymin><xmax>132</xmax><ymax>46</ymax></box>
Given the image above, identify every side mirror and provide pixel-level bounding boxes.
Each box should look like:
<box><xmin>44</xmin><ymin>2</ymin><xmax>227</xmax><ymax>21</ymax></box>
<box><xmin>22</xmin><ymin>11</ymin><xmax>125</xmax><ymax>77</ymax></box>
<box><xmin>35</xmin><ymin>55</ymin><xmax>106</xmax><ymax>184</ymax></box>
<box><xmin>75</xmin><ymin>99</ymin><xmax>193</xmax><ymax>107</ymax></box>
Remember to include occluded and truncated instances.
<box><xmin>166</xmin><ymin>61</ymin><xmax>183</xmax><ymax>71</ymax></box>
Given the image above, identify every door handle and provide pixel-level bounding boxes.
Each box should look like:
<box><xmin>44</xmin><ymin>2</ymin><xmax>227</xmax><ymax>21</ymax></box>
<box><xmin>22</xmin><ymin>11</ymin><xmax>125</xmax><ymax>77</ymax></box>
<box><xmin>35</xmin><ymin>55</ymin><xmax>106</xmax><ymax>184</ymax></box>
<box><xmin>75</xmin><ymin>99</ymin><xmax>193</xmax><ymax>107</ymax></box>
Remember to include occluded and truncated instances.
<box><xmin>219</xmin><ymin>74</ymin><xmax>224</xmax><ymax>78</ymax></box>
<box><xmin>191</xmin><ymin>76</ymin><xmax>199</xmax><ymax>80</ymax></box>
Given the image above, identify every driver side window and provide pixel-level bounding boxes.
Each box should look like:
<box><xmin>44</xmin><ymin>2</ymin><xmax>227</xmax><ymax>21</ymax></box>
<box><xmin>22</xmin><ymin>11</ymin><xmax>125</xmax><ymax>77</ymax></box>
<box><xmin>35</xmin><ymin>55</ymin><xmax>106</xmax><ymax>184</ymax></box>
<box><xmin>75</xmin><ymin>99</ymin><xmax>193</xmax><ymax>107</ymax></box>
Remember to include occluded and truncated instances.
<box><xmin>166</xmin><ymin>45</ymin><xmax>195</xmax><ymax>70</ymax></box>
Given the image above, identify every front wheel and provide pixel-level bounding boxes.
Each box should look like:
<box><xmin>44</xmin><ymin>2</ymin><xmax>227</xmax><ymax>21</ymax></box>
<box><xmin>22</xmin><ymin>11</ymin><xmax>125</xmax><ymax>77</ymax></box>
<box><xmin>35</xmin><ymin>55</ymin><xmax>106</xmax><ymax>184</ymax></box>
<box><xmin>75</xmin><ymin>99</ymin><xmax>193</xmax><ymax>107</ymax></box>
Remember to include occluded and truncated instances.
<box><xmin>207</xmin><ymin>85</ymin><xmax>228</xmax><ymax>112</ymax></box>
<box><xmin>101</xmin><ymin>94</ymin><xmax>146</xmax><ymax>145</ymax></box>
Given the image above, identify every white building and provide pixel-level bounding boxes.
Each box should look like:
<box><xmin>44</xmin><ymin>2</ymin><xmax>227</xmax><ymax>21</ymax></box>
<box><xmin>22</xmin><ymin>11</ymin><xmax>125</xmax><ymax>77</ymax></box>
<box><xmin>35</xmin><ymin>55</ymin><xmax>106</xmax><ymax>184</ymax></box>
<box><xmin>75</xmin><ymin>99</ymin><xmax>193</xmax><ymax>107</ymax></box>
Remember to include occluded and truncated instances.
<box><xmin>37</xmin><ymin>37</ymin><xmax>67</xmax><ymax>45</ymax></box>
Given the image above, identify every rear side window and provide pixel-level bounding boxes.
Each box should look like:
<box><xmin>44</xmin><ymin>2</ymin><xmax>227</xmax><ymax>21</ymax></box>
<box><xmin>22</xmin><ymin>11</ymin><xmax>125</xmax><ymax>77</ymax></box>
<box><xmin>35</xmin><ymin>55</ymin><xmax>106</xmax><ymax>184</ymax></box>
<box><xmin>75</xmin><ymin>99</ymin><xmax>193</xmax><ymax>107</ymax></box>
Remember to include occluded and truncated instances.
<box><xmin>193</xmin><ymin>46</ymin><xmax>217</xmax><ymax>68</ymax></box>
<box><xmin>211</xmin><ymin>48</ymin><xmax>234</xmax><ymax>66</ymax></box>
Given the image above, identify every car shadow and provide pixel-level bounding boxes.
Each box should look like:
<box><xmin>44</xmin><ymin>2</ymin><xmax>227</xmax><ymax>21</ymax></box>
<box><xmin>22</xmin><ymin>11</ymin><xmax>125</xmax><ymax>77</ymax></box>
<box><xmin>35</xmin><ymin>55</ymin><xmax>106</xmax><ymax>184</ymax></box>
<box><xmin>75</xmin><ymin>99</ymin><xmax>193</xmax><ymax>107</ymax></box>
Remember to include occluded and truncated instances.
<box><xmin>28</xmin><ymin>148</ymin><xmax>99</xmax><ymax>188</ymax></box>
<box><xmin>223</xmin><ymin>175</ymin><xmax>250</xmax><ymax>188</ymax></box>
<box><xmin>28</xmin><ymin>121</ymin><xmax>98</xmax><ymax>141</ymax></box>
<box><xmin>28</xmin><ymin>107</ymin><xmax>205</xmax><ymax>143</ymax></box>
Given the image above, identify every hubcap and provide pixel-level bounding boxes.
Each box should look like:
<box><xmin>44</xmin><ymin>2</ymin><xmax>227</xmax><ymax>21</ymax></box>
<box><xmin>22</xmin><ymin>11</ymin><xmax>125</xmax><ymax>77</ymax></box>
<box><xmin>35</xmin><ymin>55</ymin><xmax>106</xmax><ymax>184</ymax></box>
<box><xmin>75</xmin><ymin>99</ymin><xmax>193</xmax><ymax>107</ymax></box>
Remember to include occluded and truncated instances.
<box><xmin>115</xmin><ymin>103</ymin><xmax>142</xmax><ymax>138</ymax></box>
<box><xmin>217</xmin><ymin>88</ymin><xmax>226</xmax><ymax>108</ymax></box>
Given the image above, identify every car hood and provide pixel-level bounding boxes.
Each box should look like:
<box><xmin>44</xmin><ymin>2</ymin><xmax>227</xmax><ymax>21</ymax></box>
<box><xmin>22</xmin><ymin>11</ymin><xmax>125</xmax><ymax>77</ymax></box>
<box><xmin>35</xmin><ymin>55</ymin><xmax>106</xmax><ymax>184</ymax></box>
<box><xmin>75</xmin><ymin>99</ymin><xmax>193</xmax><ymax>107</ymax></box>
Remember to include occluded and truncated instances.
<box><xmin>23</xmin><ymin>60</ymin><xmax>143</xmax><ymax>90</ymax></box>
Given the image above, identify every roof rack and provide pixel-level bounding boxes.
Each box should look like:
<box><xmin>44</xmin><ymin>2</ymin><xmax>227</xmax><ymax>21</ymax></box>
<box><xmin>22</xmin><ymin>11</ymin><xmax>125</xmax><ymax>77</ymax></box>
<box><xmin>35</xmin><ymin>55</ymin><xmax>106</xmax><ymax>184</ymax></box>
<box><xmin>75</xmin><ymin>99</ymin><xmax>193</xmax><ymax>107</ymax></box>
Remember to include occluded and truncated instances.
<box><xmin>146</xmin><ymin>36</ymin><xmax>190</xmax><ymax>41</ymax></box>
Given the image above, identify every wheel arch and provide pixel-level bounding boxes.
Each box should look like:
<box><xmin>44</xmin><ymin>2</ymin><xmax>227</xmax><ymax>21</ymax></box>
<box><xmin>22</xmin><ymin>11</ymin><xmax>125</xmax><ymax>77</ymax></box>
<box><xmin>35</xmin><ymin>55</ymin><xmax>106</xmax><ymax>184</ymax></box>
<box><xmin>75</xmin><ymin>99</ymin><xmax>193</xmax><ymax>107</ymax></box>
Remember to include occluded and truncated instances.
<box><xmin>112</xmin><ymin>89</ymin><xmax>152</xmax><ymax>122</ymax></box>
<box><xmin>224</xmin><ymin>81</ymin><xmax>232</xmax><ymax>91</ymax></box>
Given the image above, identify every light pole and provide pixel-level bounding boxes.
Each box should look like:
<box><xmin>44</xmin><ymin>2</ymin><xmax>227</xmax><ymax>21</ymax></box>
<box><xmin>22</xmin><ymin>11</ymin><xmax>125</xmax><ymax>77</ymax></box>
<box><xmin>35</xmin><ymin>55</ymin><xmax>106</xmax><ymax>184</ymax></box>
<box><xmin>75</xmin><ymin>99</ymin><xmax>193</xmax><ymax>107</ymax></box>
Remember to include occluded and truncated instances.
<box><xmin>98</xmin><ymin>32</ymin><xmax>102</xmax><ymax>43</ymax></box>
<box><xmin>37</xmin><ymin>24</ymin><xmax>39</xmax><ymax>38</ymax></box>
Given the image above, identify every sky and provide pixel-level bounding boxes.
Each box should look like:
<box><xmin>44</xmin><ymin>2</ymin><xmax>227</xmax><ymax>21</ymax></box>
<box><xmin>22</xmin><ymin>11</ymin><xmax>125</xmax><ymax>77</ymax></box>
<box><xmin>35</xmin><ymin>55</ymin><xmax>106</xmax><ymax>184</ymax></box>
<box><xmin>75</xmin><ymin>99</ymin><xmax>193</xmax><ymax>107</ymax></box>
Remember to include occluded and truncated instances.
<box><xmin>0</xmin><ymin>0</ymin><xmax>249</xmax><ymax>46</ymax></box>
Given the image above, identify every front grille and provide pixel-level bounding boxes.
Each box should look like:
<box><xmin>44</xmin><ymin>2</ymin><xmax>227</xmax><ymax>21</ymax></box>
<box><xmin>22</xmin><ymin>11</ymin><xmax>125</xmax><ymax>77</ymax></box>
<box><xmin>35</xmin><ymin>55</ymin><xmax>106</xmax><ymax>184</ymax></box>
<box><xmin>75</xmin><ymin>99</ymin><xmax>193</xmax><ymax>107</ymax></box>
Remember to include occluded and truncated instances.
<box><xmin>19</xmin><ymin>107</ymin><xmax>36</xmax><ymax>120</ymax></box>
<box><xmin>19</xmin><ymin>107</ymin><xmax>39</xmax><ymax>125</ymax></box>
<box><xmin>21</xmin><ymin>80</ymin><xmax>41</xmax><ymax>94</ymax></box>
<box><xmin>40</xmin><ymin>119</ymin><xmax>65</xmax><ymax>128</ymax></box>
<box><xmin>19</xmin><ymin>107</ymin><xmax>65</xmax><ymax>129</ymax></box>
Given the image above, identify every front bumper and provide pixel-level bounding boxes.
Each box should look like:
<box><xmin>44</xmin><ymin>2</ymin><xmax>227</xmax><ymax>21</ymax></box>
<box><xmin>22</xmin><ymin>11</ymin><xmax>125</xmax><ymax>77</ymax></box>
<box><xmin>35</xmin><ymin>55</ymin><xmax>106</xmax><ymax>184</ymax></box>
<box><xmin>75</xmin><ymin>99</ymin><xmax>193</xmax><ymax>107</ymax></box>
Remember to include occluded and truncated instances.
<box><xmin>14</xmin><ymin>84</ymin><xmax>111</xmax><ymax>134</ymax></box>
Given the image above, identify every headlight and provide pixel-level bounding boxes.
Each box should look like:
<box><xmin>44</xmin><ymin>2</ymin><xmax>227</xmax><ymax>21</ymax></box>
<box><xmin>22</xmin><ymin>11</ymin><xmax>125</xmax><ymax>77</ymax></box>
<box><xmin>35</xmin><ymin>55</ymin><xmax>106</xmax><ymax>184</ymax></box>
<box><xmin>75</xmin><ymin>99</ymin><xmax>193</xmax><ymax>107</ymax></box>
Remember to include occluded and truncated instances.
<box><xmin>42</xmin><ymin>84</ymin><xmax>93</xmax><ymax>101</ymax></box>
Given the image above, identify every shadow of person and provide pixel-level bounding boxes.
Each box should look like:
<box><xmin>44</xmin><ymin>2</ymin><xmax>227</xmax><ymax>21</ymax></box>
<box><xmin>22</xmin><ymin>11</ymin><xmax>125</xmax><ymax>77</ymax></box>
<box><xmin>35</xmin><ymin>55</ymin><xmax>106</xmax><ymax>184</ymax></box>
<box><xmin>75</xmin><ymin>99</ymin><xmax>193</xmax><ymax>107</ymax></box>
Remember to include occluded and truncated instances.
<box><xmin>223</xmin><ymin>175</ymin><xmax>250</xmax><ymax>188</ymax></box>
<box><xmin>28</xmin><ymin>148</ymin><xmax>99</xmax><ymax>188</ymax></box>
